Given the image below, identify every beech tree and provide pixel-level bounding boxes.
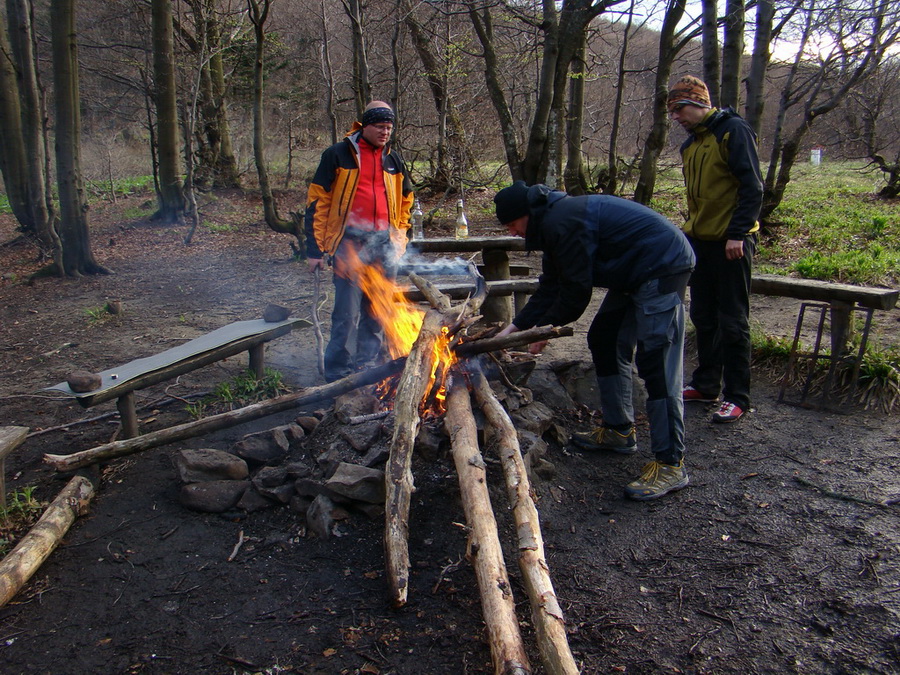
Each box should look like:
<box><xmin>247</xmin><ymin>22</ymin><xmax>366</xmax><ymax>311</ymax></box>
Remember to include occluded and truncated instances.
<box><xmin>50</xmin><ymin>0</ymin><xmax>108</xmax><ymax>277</ymax></box>
<box><xmin>151</xmin><ymin>0</ymin><xmax>186</xmax><ymax>224</ymax></box>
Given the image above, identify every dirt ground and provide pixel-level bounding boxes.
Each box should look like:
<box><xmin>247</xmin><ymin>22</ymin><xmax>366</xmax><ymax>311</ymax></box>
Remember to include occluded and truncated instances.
<box><xmin>0</xmin><ymin>190</ymin><xmax>898</xmax><ymax>675</ymax></box>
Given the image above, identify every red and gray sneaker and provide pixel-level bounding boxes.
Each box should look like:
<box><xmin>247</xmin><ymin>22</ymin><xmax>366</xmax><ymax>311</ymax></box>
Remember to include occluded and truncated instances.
<box><xmin>683</xmin><ymin>385</ymin><xmax>718</xmax><ymax>403</ymax></box>
<box><xmin>711</xmin><ymin>401</ymin><xmax>744</xmax><ymax>423</ymax></box>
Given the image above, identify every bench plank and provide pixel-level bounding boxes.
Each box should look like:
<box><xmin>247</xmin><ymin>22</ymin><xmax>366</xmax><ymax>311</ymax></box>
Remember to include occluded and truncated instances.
<box><xmin>45</xmin><ymin>318</ymin><xmax>310</xmax><ymax>408</ymax></box>
<box><xmin>401</xmin><ymin>278</ymin><xmax>540</xmax><ymax>302</ymax></box>
<box><xmin>752</xmin><ymin>274</ymin><xmax>898</xmax><ymax>310</ymax></box>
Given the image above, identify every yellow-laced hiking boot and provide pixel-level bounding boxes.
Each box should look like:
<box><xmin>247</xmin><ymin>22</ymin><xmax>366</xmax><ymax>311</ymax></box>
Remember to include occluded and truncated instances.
<box><xmin>624</xmin><ymin>460</ymin><xmax>689</xmax><ymax>500</ymax></box>
<box><xmin>570</xmin><ymin>426</ymin><xmax>637</xmax><ymax>455</ymax></box>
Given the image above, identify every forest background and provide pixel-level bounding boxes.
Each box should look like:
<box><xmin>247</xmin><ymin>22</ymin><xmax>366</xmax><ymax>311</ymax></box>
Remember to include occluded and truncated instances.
<box><xmin>0</xmin><ymin>0</ymin><xmax>899</xmax><ymax>279</ymax></box>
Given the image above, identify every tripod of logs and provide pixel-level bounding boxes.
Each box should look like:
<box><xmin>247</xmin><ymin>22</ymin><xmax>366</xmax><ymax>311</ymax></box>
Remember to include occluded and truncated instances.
<box><xmin>385</xmin><ymin>270</ymin><xmax>579</xmax><ymax>675</ymax></box>
<box><xmin>43</xmin><ymin>268</ymin><xmax>579</xmax><ymax>675</ymax></box>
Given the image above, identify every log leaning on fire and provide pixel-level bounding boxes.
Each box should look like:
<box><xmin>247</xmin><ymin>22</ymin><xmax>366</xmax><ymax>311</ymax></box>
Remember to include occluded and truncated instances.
<box><xmin>384</xmin><ymin>267</ymin><xmax>488</xmax><ymax>608</ymax></box>
<box><xmin>43</xmin><ymin>359</ymin><xmax>407</xmax><ymax>472</ymax></box>
<box><xmin>445</xmin><ymin>379</ymin><xmax>532</xmax><ymax>675</ymax></box>
<box><xmin>0</xmin><ymin>475</ymin><xmax>95</xmax><ymax>608</ymax></box>
<box><xmin>472</xmin><ymin>371</ymin><xmax>579</xmax><ymax>675</ymax></box>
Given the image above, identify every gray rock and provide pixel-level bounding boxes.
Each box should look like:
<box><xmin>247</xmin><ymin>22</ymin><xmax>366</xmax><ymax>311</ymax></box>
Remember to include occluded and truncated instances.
<box><xmin>67</xmin><ymin>370</ymin><xmax>101</xmax><ymax>393</ymax></box>
<box><xmin>231</xmin><ymin>427</ymin><xmax>290</xmax><ymax>466</ymax></box>
<box><xmin>306</xmin><ymin>495</ymin><xmax>347</xmax><ymax>539</ymax></box>
<box><xmin>284</xmin><ymin>461</ymin><xmax>312</xmax><ymax>479</ymax></box>
<box><xmin>295</xmin><ymin>416</ymin><xmax>320</xmax><ymax>433</ymax></box>
<box><xmin>325</xmin><ymin>462</ymin><xmax>386</xmax><ymax>504</ymax></box>
<box><xmin>256</xmin><ymin>482</ymin><xmax>296</xmax><ymax>504</ymax></box>
<box><xmin>334</xmin><ymin>389</ymin><xmax>381</xmax><ymax>422</ymax></box>
<box><xmin>511</xmin><ymin>400</ymin><xmax>556</xmax><ymax>436</ymax></box>
<box><xmin>338</xmin><ymin>420</ymin><xmax>382</xmax><ymax>453</ymax></box>
<box><xmin>525</xmin><ymin>363</ymin><xmax>575</xmax><ymax>410</ymax></box>
<box><xmin>180</xmin><ymin>480</ymin><xmax>249</xmax><ymax>513</ymax></box>
<box><xmin>263</xmin><ymin>303</ymin><xmax>290</xmax><ymax>322</ymax></box>
<box><xmin>174</xmin><ymin>449</ymin><xmax>249</xmax><ymax>483</ymax></box>
<box><xmin>295</xmin><ymin>478</ymin><xmax>326</xmax><ymax>498</ymax></box>
<box><xmin>252</xmin><ymin>465</ymin><xmax>288</xmax><ymax>488</ymax></box>
<box><xmin>236</xmin><ymin>487</ymin><xmax>278</xmax><ymax>512</ymax></box>
<box><xmin>275</xmin><ymin>422</ymin><xmax>305</xmax><ymax>448</ymax></box>
<box><xmin>290</xmin><ymin>495</ymin><xmax>314</xmax><ymax>515</ymax></box>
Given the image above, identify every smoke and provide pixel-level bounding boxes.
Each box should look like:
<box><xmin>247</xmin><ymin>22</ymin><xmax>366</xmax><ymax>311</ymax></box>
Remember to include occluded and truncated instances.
<box><xmin>397</xmin><ymin>247</ymin><xmax>470</xmax><ymax>276</ymax></box>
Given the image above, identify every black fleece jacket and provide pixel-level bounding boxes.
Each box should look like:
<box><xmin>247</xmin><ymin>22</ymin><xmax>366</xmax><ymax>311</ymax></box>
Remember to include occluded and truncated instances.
<box><xmin>512</xmin><ymin>185</ymin><xmax>695</xmax><ymax>330</ymax></box>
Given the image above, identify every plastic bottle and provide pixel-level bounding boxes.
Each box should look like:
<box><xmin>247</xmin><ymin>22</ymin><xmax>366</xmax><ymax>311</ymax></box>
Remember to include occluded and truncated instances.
<box><xmin>454</xmin><ymin>199</ymin><xmax>469</xmax><ymax>239</ymax></box>
<box><xmin>411</xmin><ymin>198</ymin><xmax>425</xmax><ymax>240</ymax></box>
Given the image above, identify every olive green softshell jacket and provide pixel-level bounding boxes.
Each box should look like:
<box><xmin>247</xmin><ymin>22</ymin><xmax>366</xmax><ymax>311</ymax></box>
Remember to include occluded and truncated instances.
<box><xmin>680</xmin><ymin>108</ymin><xmax>763</xmax><ymax>241</ymax></box>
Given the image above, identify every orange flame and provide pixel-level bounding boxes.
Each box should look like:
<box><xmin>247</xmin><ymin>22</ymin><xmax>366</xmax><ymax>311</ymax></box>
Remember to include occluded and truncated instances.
<box><xmin>337</xmin><ymin>244</ymin><xmax>457</xmax><ymax>412</ymax></box>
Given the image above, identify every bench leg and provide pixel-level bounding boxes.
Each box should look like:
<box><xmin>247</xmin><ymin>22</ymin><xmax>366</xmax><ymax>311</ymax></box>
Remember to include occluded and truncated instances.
<box><xmin>117</xmin><ymin>392</ymin><xmax>140</xmax><ymax>439</ymax></box>
<box><xmin>249</xmin><ymin>344</ymin><xmax>265</xmax><ymax>379</ymax></box>
<box><xmin>830</xmin><ymin>300</ymin><xmax>852</xmax><ymax>355</ymax></box>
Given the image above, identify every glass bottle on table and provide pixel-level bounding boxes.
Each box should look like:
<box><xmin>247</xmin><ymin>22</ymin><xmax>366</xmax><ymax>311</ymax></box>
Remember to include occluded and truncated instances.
<box><xmin>411</xmin><ymin>198</ymin><xmax>424</xmax><ymax>240</ymax></box>
<box><xmin>455</xmin><ymin>199</ymin><xmax>469</xmax><ymax>239</ymax></box>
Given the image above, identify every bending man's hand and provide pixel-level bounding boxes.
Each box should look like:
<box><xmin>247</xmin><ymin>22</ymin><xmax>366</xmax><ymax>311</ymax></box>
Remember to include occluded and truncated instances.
<box><xmin>496</xmin><ymin>323</ymin><xmax>520</xmax><ymax>339</ymax></box>
<box><xmin>308</xmin><ymin>257</ymin><xmax>326</xmax><ymax>273</ymax></box>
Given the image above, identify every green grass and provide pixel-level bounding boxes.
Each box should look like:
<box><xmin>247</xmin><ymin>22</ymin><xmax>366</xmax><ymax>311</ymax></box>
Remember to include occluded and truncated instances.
<box><xmin>0</xmin><ymin>486</ymin><xmax>46</xmax><ymax>557</ymax></box>
<box><xmin>187</xmin><ymin>368</ymin><xmax>289</xmax><ymax>418</ymax></box>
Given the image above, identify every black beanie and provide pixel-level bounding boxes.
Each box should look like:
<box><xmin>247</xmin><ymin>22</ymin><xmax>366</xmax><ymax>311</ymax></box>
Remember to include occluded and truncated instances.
<box><xmin>494</xmin><ymin>181</ymin><xmax>530</xmax><ymax>224</ymax></box>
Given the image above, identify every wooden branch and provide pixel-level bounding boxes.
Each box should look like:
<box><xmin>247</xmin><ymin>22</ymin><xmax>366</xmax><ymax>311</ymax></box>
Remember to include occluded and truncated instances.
<box><xmin>312</xmin><ymin>268</ymin><xmax>326</xmax><ymax>379</ymax></box>
<box><xmin>409</xmin><ymin>272</ymin><xmax>453</xmax><ymax>313</ymax></box>
<box><xmin>472</xmin><ymin>371</ymin><xmax>578</xmax><ymax>675</ymax></box>
<box><xmin>445</xmin><ymin>379</ymin><xmax>531</xmax><ymax>675</ymax></box>
<box><xmin>384</xmin><ymin>310</ymin><xmax>444</xmax><ymax>608</ymax></box>
<box><xmin>454</xmin><ymin>325</ymin><xmax>574</xmax><ymax>357</ymax></box>
<box><xmin>44</xmin><ymin>358</ymin><xmax>406</xmax><ymax>472</ymax></box>
<box><xmin>0</xmin><ymin>475</ymin><xmax>95</xmax><ymax>608</ymax></box>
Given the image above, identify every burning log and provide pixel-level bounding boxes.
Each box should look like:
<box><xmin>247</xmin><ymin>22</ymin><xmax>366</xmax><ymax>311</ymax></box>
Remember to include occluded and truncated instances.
<box><xmin>472</xmin><ymin>371</ymin><xmax>579</xmax><ymax>675</ymax></box>
<box><xmin>0</xmin><ymin>475</ymin><xmax>95</xmax><ymax>608</ymax></box>
<box><xmin>445</xmin><ymin>378</ymin><xmax>531</xmax><ymax>675</ymax></box>
<box><xmin>44</xmin><ymin>359</ymin><xmax>406</xmax><ymax>472</ymax></box>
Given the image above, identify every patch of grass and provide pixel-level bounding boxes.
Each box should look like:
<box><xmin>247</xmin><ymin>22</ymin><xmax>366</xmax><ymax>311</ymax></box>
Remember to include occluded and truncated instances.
<box><xmin>187</xmin><ymin>368</ymin><xmax>289</xmax><ymax>418</ymax></box>
<box><xmin>84</xmin><ymin>305</ymin><xmax>110</xmax><ymax>325</ymax></box>
<box><xmin>767</xmin><ymin>162</ymin><xmax>900</xmax><ymax>285</ymax></box>
<box><xmin>203</xmin><ymin>222</ymin><xmax>238</xmax><ymax>234</ymax></box>
<box><xmin>0</xmin><ymin>486</ymin><xmax>46</xmax><ymax>557</ymax></box>
<box><xmin>0</xmin><ymin>193</ymin><xmax>11</xmax><ymax>214</ymax></box>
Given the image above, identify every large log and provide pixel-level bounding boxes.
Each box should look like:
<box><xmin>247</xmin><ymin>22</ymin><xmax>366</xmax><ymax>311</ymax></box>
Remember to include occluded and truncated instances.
<box><xmin>445</xmin><ymin>379</ymin><xmax>531</xmax><ymax>675</ymax></box>
<box><xmin>473</xmin><ymin>371</ymin><xmax>579</xmax><ymax>675</ymax></box>
<box><xmin>44</xmin><ymin>359</ymin><xmax>406</xmax><ymax>472</ymax></box>
<box><xmin>0</xmin><ymin>475</ymin><xmax>95</xmax><ymax>608</ymax></box>
<box><xmin>384</xmin><ymin>310</ymin><xmax>445</xmax><ymax>607</ymax></box>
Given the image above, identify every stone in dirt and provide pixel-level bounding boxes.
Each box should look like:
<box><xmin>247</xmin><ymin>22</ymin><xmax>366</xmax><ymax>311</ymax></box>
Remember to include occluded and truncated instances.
<box><xmin>180</xmin><ymin>480</ymin><xmax>250</xmax><ymax>512</ymax></box>
<box><xmin>237</xmin><ymin>487</ymin><xmax>279</xmax><ymax>512</ymax></box>
<box><xmin>510</xmin><ymin>400</ymin><xmax>556</xmax><ymax>436</ymax></box>
<box><xmin>306</xmin><ymin>494</ymin><xmax>349</xmax><ymax>539</ymax></box>
<box><xmin>295</xmin><ymin>415</ymin><xmax>320</xmax><ymax>433</ymax></box>
<box><xmin>231</xmin><ymin>427</ymin><xmax>290</xmax><ymax>465</ymax></box>
<box><xmin>325</xmin><ymin>462</ymin><xmax>386</xmax><ymax>504</ymax></box>
<box><xmin>338</xmin><ymin>419</ymin><xmax>382</xmax><ymax>453</ymax></box>
<box><xmin>334</xmin><ymin>388</ymin><xmax>382</xmax><ymax>423</ymax></box>
<box><xmin>174</xmin><ymin>448</ymin><xmax>249</xmax><ymax>483</ymax></box>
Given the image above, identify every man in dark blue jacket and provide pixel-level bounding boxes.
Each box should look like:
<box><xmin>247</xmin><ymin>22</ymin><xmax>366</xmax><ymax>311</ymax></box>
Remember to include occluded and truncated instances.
<box><xmin>494</xmin><ymin>182</ymin><xmax>695</xmax><ymax>500</ymax></box>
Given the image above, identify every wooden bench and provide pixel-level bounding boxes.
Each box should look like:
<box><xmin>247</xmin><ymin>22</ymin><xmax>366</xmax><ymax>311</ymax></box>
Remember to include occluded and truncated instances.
<box><xmin>45</xmin><ymin>318</ymin><xmax>309</xmax><ymax>439</ymax></box>
<box><xmin>401</xmin><ymin>278</ymin><xmax>540</xmax><ymax>315</ymax></box>
<box><xmin>0</xmin><ymin>427</ymin><xmax>28</xmax><ymax>509</ymax></box>
<box><xmin>750</xmin><ymin>274</ymin><xmax>899</xmax><ymax>406</ymax></box>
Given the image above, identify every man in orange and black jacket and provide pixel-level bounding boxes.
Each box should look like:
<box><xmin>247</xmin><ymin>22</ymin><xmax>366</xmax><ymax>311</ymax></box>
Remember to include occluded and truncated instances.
<box><xmin>304</xmin><ymin>101</ymin><xmax>414</xmax><ymax>382</ymax></box>
<box><xmin>669</xmin><ymin>76</ymin><xmax>763</xmax><ymax>424</ymax></box>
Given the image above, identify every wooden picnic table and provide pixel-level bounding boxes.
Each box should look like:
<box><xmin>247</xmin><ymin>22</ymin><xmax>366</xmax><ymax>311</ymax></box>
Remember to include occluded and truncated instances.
<box><xmin>410</xmin><ymin>236</ymin><xmax>529</xmax><ymax>323</ymax></box>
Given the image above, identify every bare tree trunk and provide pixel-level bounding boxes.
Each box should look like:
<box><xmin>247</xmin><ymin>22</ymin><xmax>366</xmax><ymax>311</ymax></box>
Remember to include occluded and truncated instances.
<box><xmin>318</xmin><ymin>0</ymin><xmax>338</xmax><ymax>145</ymax></box>
<box><xmin>563</xmin><ymin>35</ymin><xmax>588</xmax><ymax>195</ymax></box>
<box><xmin>343</xmin><ymin>0</ymin><xmax>370</xmax><ymax>116</ymax></box>
<box><xmin>634</xmin><ymin>0</ymin><xmax>688</xmax><ymax>205</ymax></box>
<box><xmin>701</xmin><ymin>0</ymin><xmax>720</xmax><ymax>107</ymax></box>
<box><xmin>247</xmin><ymin>0</ymin><xmax>299</xmax><ymax>241</ymax></box>
<box><xmin>51</xmin><ymin>0</ymin><xmax>109</xmax><ymax>277</ymax></box>
<box><xmin>744</xmin><ymin>0</ymin><xmax>774</xmax><ymax>134</ymax></box>
<box><xmin>603</xmin><ymin>0</ymin><xmax>635</xmax><ymax>194</ymax></box>
<box><xmin>151</xmin><ymin>0</ymin><xmax>186</xmax><ymax>224</ymax></box>
<box><xmin>1</xmin><ymin>0</ymin><xmax>59</xmax><ymax>262</ymax></box>
<box><xmin>720</xmin><ymin>0</ymin><xmax>744</xmax><ymax>108</ymax></box>
<box><xmin>468</xmin><ymin>4</ymin><xmax>523</xmax><ymax>181</ymax></box>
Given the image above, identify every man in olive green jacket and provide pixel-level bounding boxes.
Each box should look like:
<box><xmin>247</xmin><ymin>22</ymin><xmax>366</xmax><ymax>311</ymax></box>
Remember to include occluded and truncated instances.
<box><xmin>669</xmin><ymin>76</ymin><xmax>763</xmax><ymax>423</ymax></box>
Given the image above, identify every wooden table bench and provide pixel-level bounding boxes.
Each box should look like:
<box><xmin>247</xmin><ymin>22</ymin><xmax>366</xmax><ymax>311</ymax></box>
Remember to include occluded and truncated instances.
<box><xmin>750</xmin><ymin>273</ymin><xmax>899</xmax><ymax>406</ymax></box>
<box><xmin>411</xmin><ymin>236</ymin><xmax>528</xmax><ymax>323</ymax></box>
<box><xmin>45</xmin><ymin>318</ymin><xmax>309</xmax><ymax>439</ymax></box>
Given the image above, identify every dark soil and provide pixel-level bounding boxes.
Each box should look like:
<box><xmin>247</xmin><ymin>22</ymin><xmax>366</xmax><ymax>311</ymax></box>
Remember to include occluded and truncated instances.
<box><xmin>0</xmin><ymin>190</ymin><xmax>898</xmax><ymax>675</ymax></box>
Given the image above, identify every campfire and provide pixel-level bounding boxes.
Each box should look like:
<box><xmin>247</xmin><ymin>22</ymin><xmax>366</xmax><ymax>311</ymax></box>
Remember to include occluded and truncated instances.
<box><xmin>43</xmin><ymin>253</ymin><xmax>577</xmax><ymax>675</ymax></box>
